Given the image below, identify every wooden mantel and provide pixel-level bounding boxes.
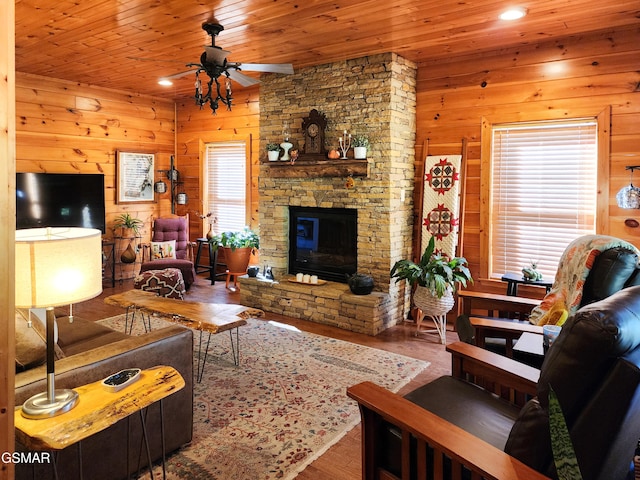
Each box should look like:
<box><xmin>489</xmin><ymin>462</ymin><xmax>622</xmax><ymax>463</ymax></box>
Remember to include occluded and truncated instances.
<box><xmin>261</xmin><ymin>158</ymin><xmax>369</xmax><ymax>178</ymax></box>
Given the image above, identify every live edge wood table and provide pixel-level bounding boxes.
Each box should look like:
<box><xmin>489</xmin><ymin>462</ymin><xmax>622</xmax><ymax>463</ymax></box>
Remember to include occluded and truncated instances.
<box><xmin>15</xmin><ymin>365</ymin><xmax>184</xmax><ymax>480</ymax></box>
<box><xmin>104</xmin><ymin>289</ymin><xmax>250</xmax><ymax>382</ymax></box>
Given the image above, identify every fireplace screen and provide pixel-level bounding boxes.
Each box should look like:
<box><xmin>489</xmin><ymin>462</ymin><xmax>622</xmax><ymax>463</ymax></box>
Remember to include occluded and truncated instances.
<box><xmin>289</xmin><ymin>206</ymin><xmax>357</xmax><ymax>283</ymax></box>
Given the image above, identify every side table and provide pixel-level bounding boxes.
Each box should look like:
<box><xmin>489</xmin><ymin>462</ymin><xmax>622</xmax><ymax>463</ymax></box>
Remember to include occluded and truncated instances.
<box><xmin>15</xmin><ymin>365</ymin><xmax>184</xmax><ymax>479</ymax></box>
<box><xmin>501</xmin><ymin>272</ymin><xmax>553</xmax><ymax>296</ymax></box>
<box><xmin>194</xmin><ymin>238</ymin><xmax>226</xmax><ymax>285</ymax></box>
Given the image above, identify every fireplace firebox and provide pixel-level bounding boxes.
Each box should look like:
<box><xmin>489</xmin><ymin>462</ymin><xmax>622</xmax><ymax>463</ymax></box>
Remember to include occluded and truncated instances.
<box><xmin>289</xmin><ymin>207</ymin><xmax>357</xmax><ymax>283</ymax></box>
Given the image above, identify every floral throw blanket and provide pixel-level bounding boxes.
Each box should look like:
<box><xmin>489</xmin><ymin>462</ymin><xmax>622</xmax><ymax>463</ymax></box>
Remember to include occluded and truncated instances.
<box><xmin>529</xmin><ymin>235</ymin><xmax>640</xmax><ymax>325</ymax></box>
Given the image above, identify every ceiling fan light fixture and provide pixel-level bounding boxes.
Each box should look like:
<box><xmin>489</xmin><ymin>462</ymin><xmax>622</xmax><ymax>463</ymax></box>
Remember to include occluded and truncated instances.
<box><xmin>158</xmin><ymin>78</ymin><xmax>173</xmax><ymax>86</ymax></box>
<box><xmin>499</xmin><ymin>7</ymin><xmax>528</xmax><ymax>20</ymax></box>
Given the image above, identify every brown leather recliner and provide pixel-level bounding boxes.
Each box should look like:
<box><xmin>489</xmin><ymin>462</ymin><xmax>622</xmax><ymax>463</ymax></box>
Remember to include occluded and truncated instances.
<box><xmin>349</xmin><ymin>286</ymin><xmax>640</xmax><ymax>480</ymax></box>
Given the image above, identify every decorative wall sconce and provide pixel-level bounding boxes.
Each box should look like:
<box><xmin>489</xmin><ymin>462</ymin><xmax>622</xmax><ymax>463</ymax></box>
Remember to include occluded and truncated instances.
<box><xmin>154</xmin><ymin>180</ymin><xmax>167</xmax><ymax>193</ymax></box>
<box><xmin>616</xmin><ymin>166</ymin><xmax>640</xmax><ymax>209</ymax></box>
<box><xmin>156</xmin><ymin>156</ymin><xmax>187</xmax><ymax>214</ymax></box>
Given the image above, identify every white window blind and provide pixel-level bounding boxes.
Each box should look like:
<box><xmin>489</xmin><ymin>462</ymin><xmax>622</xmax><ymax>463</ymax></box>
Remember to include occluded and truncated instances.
<box><xmin>205</xmin><ymin>141</ymin><xmax>247</xmax><ymax>233</ymax></box>
<box><xmin>490</xmin><ymin>119</ymin><xmax>598</xmax><ymax>280</ymax></box>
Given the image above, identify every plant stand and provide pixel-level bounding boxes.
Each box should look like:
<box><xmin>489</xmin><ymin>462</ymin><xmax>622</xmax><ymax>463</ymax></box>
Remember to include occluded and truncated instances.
<box><xmin>413</xmin><ymin>286</ymin><xmax>455</xmax><ymax>344</ymax></box>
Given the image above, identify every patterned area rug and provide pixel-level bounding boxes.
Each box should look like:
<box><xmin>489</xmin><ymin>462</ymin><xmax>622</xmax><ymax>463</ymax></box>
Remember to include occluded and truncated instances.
<box><xmin>98</xmin><ymin>314</ymin><xmax>429</xmax><ymax>480</ymax></box>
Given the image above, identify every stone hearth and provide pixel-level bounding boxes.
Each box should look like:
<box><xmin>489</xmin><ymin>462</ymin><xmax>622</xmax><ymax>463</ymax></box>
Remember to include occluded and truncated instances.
<box><xmin>239</xmin><ymin>53</ymin><xmax>417</xmax><ymax>335</ymax></box>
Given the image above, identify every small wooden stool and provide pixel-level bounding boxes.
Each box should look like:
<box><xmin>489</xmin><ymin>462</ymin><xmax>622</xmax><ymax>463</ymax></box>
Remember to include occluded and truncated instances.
<box><xmin>225</xmin><ymin>270</ymin><xmax>246</xmax><ymax>291</ymax></box>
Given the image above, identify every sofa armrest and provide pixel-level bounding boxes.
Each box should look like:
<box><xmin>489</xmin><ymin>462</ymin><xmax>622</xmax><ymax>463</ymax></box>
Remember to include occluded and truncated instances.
<box><xmin>347</xmin><ymin>381</ymin><xmax>550</xmax><ymax>480</ymax></box>
<box><xmin>447</xmin><ymin>342</ymin><xmax>539</xmax><ymax>406</ymax></box>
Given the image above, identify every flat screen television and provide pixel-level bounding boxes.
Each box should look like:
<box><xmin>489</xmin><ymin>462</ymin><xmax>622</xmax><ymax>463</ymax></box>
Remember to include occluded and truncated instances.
<box><xmin>16</xmin><ymin>173</ymin><xmax>106</xmax><ymax>233</ymax></box>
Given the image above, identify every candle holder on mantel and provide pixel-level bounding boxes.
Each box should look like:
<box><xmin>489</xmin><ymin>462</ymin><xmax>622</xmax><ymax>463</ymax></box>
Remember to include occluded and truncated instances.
<box><xmin>280</xmin><ymin>123</ymin><xmax>293</xmax><ymax>161</ymax></box>
<box><xmin>338</xmin><ymin>130</ymin><xmax>352</xmax><ymax>159</ymax></box>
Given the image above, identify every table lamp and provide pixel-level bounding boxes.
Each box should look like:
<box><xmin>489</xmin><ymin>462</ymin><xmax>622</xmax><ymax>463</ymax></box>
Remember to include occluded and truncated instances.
<box><xmin>15</xmin><ymin>227</ymin><xmax>103</xmax><ymax>419</ymax></box>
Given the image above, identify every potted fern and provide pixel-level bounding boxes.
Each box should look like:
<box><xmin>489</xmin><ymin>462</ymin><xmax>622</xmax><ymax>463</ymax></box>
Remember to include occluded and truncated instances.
<box><xmin>390</xmin><ymin>236</ymin><xmax>472</xmax><ymax>321</ymax></box>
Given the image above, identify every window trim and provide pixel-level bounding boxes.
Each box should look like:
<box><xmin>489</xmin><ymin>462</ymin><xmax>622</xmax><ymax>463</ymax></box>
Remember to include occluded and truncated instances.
<box><xmin>479</xmin><ymin>108</ymin><xmax>610</xmax><ymax>281</ymax></box>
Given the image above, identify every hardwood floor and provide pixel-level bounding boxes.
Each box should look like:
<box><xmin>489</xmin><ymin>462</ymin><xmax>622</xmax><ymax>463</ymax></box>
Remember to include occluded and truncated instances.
<box><xmin>64</xmin><ymin>272</ymin><xmax>458</xmax><ymax>480</ymax></box>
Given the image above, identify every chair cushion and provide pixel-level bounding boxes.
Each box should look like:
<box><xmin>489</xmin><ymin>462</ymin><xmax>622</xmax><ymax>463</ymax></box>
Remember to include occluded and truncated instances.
<box><xmin>152</xmin><ymin>217</ymin><xmax>188</xmax><ymax>260</ymax></box>
<box><xmin>404</xmin><ymin>376</ymin><xmax>520</xmax><ymax>450</ymax></box>
<box><xmin>134</xmin><ymin>268</ymin><xmax>186</xmax><ymax>299</ymax></box>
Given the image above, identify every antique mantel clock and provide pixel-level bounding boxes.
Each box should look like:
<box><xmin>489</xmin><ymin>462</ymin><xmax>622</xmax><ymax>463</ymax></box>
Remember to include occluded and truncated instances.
<box><xmin>302</xmin><ymin>109</ymin><xmax>328</xmax><ymax>156</ymax></box>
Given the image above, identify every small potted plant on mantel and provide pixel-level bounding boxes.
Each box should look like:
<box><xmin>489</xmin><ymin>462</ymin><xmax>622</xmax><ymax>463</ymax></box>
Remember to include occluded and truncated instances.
<box><xmin>266</xmin><ymin>143</ymin><xmax>281</xmax><ymax>162</ymax></box>
<box><xmin>390</xmin><ymin>236</ymin><xmax>472</xmax><ymax>334</ymax></box>
<box><xmin>352</xmin><ymin>135</ymin><xmax>369</xmax><ymax>159</ymax></box>
<box><xmin>209</xmin><ymin>227</ymin><xmax>260</xmax><ymax>275</ymax></box>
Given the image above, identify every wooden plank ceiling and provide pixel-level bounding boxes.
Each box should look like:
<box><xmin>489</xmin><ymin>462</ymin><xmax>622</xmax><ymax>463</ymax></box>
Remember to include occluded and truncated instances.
<box><xmin>15</xmin><ymin>0</ymin><xmax>640</xmax><ymax>100</ymax></box>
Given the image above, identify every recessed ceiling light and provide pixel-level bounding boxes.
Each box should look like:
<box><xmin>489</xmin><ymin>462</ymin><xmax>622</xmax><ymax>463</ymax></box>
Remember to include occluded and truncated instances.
<box><xmin>499</xmin><ymin>7</ymin><xmax>528</xmax><ymax>20</ymax></box>
<box><xmin>158</xmin><ymin>78</ymin><xmax>173</xmax><ymax>86</ymax></box>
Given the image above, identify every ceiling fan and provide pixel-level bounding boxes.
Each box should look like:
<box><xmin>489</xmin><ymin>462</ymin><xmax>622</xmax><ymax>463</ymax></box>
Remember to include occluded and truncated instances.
<box><xmin>163</xmin><ymin>23</ymin><xmax>294</xmax><ymax>114</ymax></box>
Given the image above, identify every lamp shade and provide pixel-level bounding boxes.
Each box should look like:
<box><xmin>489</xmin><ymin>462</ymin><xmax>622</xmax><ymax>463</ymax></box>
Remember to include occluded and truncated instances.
<box><xmin>15</xmin><ymin>227</ymin><xmax>103</xmax><ymax>308</ymax></box>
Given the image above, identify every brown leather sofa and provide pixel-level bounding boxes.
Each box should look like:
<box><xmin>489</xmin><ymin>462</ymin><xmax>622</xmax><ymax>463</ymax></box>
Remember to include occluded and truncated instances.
<box><xmin>14</xmin><ymin>315</ymin><xmax>193</xmax><ymax>480</ymax></box>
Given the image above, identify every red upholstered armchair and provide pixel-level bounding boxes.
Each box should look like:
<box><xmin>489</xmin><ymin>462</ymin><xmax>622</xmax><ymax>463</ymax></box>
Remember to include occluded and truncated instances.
<box><xmin>139</xmin><ymin>214</ymin><xmax>197</xmax><ymax>289</ymax></box>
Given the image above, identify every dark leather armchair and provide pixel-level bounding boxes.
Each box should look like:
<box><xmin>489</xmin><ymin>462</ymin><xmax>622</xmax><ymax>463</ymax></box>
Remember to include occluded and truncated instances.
<box><xmin>457</xmin><ymin>235</ymin><xmax>640</xmax><ymax>358</ymax></box>
<box><xmin>140</xmin><ymin>214</ymin><xmax>197</xmax><ymax>289</ymax></box>
<box><xmin>348</xmin><ymin>286</ymin><xmax>640</xmax><ymax>480</ymax></box>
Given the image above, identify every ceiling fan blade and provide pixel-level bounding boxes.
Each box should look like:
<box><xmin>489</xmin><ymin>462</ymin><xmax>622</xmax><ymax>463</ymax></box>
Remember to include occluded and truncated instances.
<box><xmin>227</xmin><ymin>69</ymin><xmax>261</xmax><ymax>87</ymax></box>
<box><xmin>163</xmin><ymin>68</ymin><xmax>199</xmax><ymax>80</ymax></box>
<box><xmin>238</xmin><ymin>63</ymin><xmax>294</xmax><ymax>74</ymax></box>
<box><xmin>204</xmin><ymin>46</ymin><xmax>231</xmax><ymax>65</ymax></box>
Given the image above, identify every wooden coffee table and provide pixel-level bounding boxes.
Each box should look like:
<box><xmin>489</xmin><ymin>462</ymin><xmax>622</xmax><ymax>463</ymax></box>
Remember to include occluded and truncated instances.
<box><xmin>105</xmin><ymin>290</ymin><xmax>258</xmax><ymax>381</ymax></box>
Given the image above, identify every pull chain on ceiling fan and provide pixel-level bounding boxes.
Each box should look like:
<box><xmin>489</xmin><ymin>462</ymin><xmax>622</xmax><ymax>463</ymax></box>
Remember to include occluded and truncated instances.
<box><xmin>165</xmin><ymin>23</ymin><xmax>294</xmax><ymax>114</ymax></box>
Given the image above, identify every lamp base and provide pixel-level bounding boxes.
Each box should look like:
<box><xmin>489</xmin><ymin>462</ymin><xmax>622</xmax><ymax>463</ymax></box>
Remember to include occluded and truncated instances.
<box><xmin>21</xmin><ymin>389</ymin><xmax>79</xmax><ymax>419</ymax></box>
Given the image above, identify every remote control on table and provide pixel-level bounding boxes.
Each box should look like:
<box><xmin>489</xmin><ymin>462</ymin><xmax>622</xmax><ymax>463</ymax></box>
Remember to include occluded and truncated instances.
<box><xmin>101</xmin><ymin>368</ymin><xmax>141</xmax><ymax>392</ymax></box>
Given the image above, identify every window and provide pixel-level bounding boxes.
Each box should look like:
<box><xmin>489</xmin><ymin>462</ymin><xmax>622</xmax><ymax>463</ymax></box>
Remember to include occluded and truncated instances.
<box><xmin>204</xmin><ymin>141</ymin><xmax>248</xmax><ymax>233</ymax></box>
<box><xmin>488</xmin><ymin>119</ymin><xmax>598</xmax><ymax>280</ymax></box>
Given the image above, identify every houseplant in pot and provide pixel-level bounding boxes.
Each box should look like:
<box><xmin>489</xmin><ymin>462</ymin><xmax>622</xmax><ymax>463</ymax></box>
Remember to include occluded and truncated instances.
<box><xmin>113</xmin><ymin>213</ymin><xmax>144</xmax><ymax>238</ymax></box>
<box><xmin>390</xmin><ymin>236</ymin><xmax>472</xmax><ymax>342</ymax></box>
<box><xmin>352</xmin><ymin>135</ymin><xmax>369</xmax><ymax>159</ymax></box>
<box><xmin>112</xmin><ymin>213</ymin><xmax>144</xmax><ymax>263</ymax></box>
<box><xmin>209</xmin><ymin>227</ymin><xmax>260</xmax><ymax>275</ymax></box>
<box><xmin>266</xmin><ymin>143</ymin><xmax>281</xmax><ymax>161</ymax></box>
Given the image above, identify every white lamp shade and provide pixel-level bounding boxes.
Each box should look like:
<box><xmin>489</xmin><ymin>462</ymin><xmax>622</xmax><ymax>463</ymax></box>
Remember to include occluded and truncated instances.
<box><xmin>15</xmin><ymin>227</ymin><xmax>103</xmax><ymax>308</ymax></box>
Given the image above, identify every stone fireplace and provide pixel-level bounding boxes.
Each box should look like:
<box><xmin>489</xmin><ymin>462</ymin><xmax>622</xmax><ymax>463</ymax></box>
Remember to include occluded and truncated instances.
<box><xmin>239</xmin><ymin>53</ymin><xmax>417</xmax><ymax>335</ymax></box>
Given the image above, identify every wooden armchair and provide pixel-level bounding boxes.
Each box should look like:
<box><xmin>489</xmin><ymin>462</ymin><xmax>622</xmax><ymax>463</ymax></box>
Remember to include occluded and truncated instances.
<box><xmin>348</xmin><ymin>343</ymin><xmax>545</xmax><ymax>480</ymax></box>
<box><xmin>348</xmin><ymin>286</ymin><xmax>640</xmax><ymax>480</ymax></box>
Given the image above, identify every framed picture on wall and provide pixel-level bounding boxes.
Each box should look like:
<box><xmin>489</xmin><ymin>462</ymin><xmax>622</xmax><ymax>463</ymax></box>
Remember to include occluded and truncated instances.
<box><xmin>116</xmin><ymin>151</ymin><xmax>155</xmax><ymax>204</ymax></box>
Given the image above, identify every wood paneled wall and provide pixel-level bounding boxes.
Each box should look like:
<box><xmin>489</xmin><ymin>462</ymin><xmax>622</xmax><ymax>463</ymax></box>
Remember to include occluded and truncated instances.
<box><xmin>414</xmin><ymin>25</ymin><xmax>640</xmax><ymax>294</ymax></box>
<box><xmin>175</xmin><ymin>86</ymin><xmax>260</xmax><ymax>237</ymax></box>
<box><xmin>1</xmin><ymin>1</ymin><xmax>15</xmax><ymax>476</ymax></box>
<box><xmin>15</xmin><ymin>73</ymin><xmax>176</xmax><ymax>257</ymax></box>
